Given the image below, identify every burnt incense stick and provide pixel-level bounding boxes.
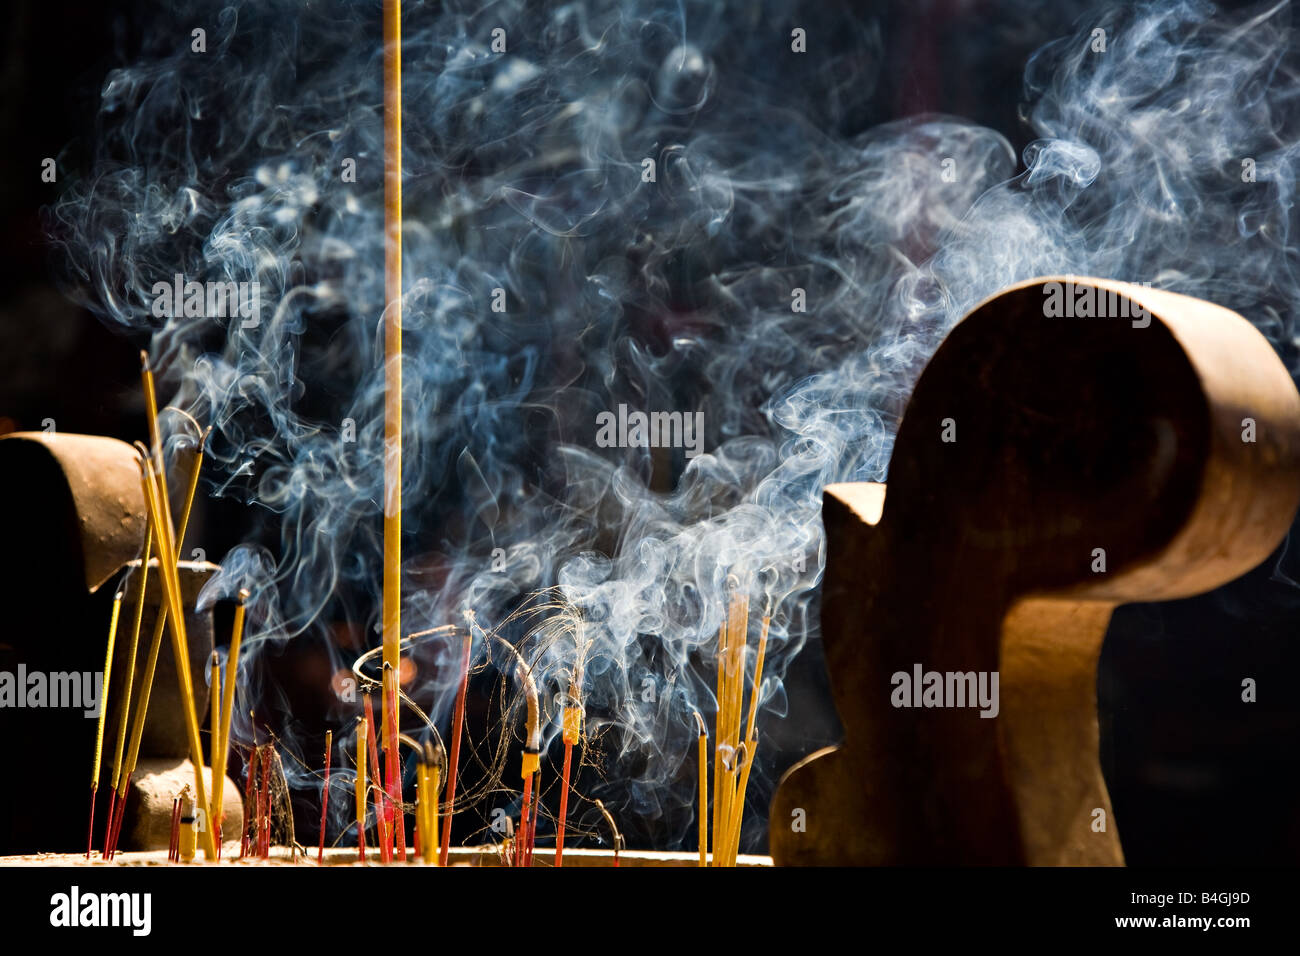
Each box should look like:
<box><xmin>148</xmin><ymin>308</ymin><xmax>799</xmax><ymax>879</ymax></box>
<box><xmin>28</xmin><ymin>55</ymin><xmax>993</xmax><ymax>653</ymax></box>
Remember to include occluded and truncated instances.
<box><xmin>87</xmin><ymin>589</ymin><xmax>123</xmax><ymax>859</ymax></box>
<box><xmin>595</xmin><ymin>800</ymin><xmax>622</xmax><ymax>868</ymax></box>
<box><xmin>178</xmin><ymin>787</ymin><xmax>196</xmax><ymax>863</ymax></box>
<box><xmin>318</xmin><ymin>730</ymin><xmax>332</xmax><ymax>865</ymax></box>
<box><xmin>168</xmin><ymin>796</ymin><xmax>180</xmax><ymax>862</ymax></box>
<box><xmin>259</xmin><ymin>744</ymin><xmax>271</xmax><ymax>857</ymax></box>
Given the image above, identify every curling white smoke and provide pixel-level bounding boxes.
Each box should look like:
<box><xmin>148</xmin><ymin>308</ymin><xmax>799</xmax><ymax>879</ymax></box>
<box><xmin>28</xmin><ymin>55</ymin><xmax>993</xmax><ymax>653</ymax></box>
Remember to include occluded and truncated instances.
<box><xmin>47</xmin><ymin>0</ymin><xmax>1300</xmax><ymax>850</ymax></box>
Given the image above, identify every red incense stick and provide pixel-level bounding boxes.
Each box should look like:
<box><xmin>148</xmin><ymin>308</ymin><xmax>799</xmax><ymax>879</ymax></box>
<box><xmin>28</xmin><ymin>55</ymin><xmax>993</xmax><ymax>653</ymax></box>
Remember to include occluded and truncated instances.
<box><xmin>363</xmin><ymin>693</ymin><xmax>390</xmax><ymax>863</ymax></box>
<box><xmin>440</xmin><ymin>631</ymin><xmax>472</xmax><ymax>866</ymax></box>
<box><xmin>555</xmin><ymin>740</ymin><xmax>573</xmax><ymax>866</ymax></box>
<box><xmin>517</xmin><ymin>773</ymin><xmax>533</xmax><ymax>868</ymax></box>
<box><xmin>240</xmin><ymin>747</ymin><xmax>256</xmax><ymax>858</ymax></box>
<box><xmin>525</xmin><ymin>769</ymin><xmax>540</xmax><ymax>867</ymax></box>
<box><xmin>383</xmin><ymin>662</ymin><xmax>406</xmax><ymax>861</ymax></box>
<box><xmin>259</xmin><ymin>745</ymin><xmax>270</xmax><ymax>857</ymax></box>
<box><xmin>100</xmin><ymin>789</ymin><xmax>117</xmax><ymax>860</ymax></box>
<box><xmin>318</xmin><ymin>730</ymin><xmax>332</xmax><ymax>864</ymax></box>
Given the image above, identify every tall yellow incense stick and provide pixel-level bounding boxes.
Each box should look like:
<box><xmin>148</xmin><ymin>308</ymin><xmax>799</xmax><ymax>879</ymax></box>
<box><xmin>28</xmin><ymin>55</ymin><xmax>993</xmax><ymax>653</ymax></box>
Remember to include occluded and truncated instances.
<box><xmin>694</xmin><ymin>711</ymin><xmax>708</xmax><ymax>867</ymax></box>
<box><xmin>139</xmin><ymin>362</ymin><xmax>216</xmax><ymax>859</ymax></box>
<box><xmin>211</xmin><ymin>588</ymin><xmax>249</xmax><ymax>847</ymax></box>
<box><xmin>711</xmin><ymin>620</ymin><xmax>725</xmax><ymax>864</ymax></box>
<box><xmin>380</xmin><ymin>0</ymin><xmax>403</xmax><ymax>753</ymax></box>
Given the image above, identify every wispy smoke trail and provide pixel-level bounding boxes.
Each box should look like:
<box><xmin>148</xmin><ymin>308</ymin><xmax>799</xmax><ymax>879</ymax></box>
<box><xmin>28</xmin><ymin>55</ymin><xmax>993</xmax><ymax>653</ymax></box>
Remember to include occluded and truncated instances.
<box><xmin>47</xmin><ymin>0</ymin><xmax>1300</xmax><ymax>849</ymax></box>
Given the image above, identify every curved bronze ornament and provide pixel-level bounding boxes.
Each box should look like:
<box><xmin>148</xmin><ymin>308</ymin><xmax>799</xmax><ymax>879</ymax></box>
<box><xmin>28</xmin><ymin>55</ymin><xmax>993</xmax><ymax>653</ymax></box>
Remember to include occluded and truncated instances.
<box><xmin>770</xmin><ymin>278</ymin><xmax>1300</xmax><ymax>865</ymax></box>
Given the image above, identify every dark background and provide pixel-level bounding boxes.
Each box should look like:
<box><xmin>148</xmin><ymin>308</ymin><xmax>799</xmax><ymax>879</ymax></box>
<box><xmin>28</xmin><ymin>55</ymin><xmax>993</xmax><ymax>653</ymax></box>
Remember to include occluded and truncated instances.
<box><xmin>1</xmin><ymin>0</ymin><xmax>1297</xmax><ymax>863</ymax></box>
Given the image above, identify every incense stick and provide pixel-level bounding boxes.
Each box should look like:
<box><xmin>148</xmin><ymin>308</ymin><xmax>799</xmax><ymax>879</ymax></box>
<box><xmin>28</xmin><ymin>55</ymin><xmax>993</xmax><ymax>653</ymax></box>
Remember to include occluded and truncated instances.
<box><xmin>137</xmin><ymin>361</ymin><xmax>218</xmax><ymax>859</ymax></box>
<box><xmin>318</xmin><ymin>729</ymin><xmax>332</xmax><ymax>864</ymax></box>
<box><xmin>258</xmin><ymin>744</ymin><xmax>270</xmax><ymax>857</ymax></box>
<box><xmin>111</xmin><ymin>432</ymin><xmax>208</xmax><ymax>858</ymax></box>
<box><xmin>596</xmin><ymin>799</ymin><xmax>622</xmax><ymax>868</ymax></box>
<box><xmin>355</xmin><ymin>717</ymin><xmax>368</xmax><ymax>862</ymax></box>
<box><xmin>362</xmin><ymin>691</ymin><xmax>390</xmax><ymax>862</ymax></box>
<box><xmin>517</xmin><ymin>772</ymin><xmax>533</xmax><ymax>868</ymax></box>
<box><xmin>135</xmin><ymin>452</ymin><xmax>217</xmax><ymax>859</ymax></box>
<box><xmin>725</xmin><ymin>604</ymin><xmax>770</xmax><ymax>865</ymax></box>
<box><xmin>168</xmin><ymin>796</ymin><xmax>180</xmax><ymax>862</ymax></box>
<box><xmin>427</xmin><ymin>760</ymin><xmax>441</xmax><ymax>866</ymax></box>
<box><xmin>555</xmin><ymin>680</ymin><xmax>581</xmax><ymax>867</ymax></box>
<box><xmin>208</xmin><ymin>651</ymin><xmax>220</xmax><ymax>850</ymax></box>
<box><xmin>87</xmin><ymin>589</ymin><xmax>123</xmax><ymax>859</ymax></box>
<box><xmin>178</xmin><ymin>787</ymin><xmax>196</xmax><ymax>863</ymax></box>
<box><xmin>102</xmin><ymin>526</ymin><xmax>153</xmax><ymax>859</ymax></box>
<box><xmin>694</xmin><ymin>710</ymin><xmax>708</xmax><ymax>867</ymax></box>
<box><xmin>525</xmin><ymin>768</ymin><xmax>540</xmax><ymax>867</ymax></box>
<box><xmin>383</xmin><ymin>661</ymin><xmax>405</xmax><ymax>860</ymax></box>
<box><xmin>379</xmin><ymin>0</ymin><xmax>404</xmax><ymax>853</ymax></box>
<box><xmin>439</xmin><ymin>628</ymin><xmax>472</xmax><ymax>866</ymax></box>
<box><xmin>212</xmin><ymin>587</ymin><xmax>248</xmax><ymax>855</ymax></box>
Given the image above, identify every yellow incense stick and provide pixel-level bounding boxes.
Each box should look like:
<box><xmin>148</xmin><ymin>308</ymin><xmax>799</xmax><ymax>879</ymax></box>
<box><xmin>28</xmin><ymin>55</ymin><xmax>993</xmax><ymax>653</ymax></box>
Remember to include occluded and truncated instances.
<box><xmin>725</xmin><ymin>607</ymin><xmax>770</xmax><ymax>864</ymax></box>
<box><xmin>109</xmin><ymin>527</ymin><xmax>153</xmax><ymax>795</ymax></box>
<box><xmin>694</xmin><ymin>711</ymin><xmax>707</xmax><ymax>867</ymax></box>
<box><xmin>380</xmin><ymin>0</ymin><xmax>403</xmax><ymax>753</ymax></box>
<box><xmin>211</xmin><ymin>588</ymin><xmax>248</xmax><ymax>844</ymax></box>
<box><xmin>119</xmin><ymin>438</ymin><xmax>207</xmax><ymax>794</ymax></box>
<box><xmin>178</xmin><ymin>787</ymin><xmax>196</xmax><ymax>863</ymax></box>
<box><xmin>90</xmin><ymin>591</ymin><xmax>124</xmax><ymax>790</ymax></box>
<box><xmin>137</xmin><ymin>455</ymin><xmax>217</xmax><ymax>859</ymax></box>
<box><xmin>428</xmin><ymin>761</ymin><xmax>440</xmax><ymax>866</ymax></box>
<box><xmin>137</xmin><ymin>367</ymin><xmax>216</xmax><ymax>859</ymax></box>
<box><xmin>355</xmin><ymin>717</ymin><xmax>369</xmax><ymax>854</ymax></box>
<box><xmin>711</xmin><ymin>620</ymin><xmax>725</xmax><ymax>864</ymax></box>
<box><xmin>208</xmin><ymin>651</ymin><xmax>220</xmax><ymax>828</ymax></box>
